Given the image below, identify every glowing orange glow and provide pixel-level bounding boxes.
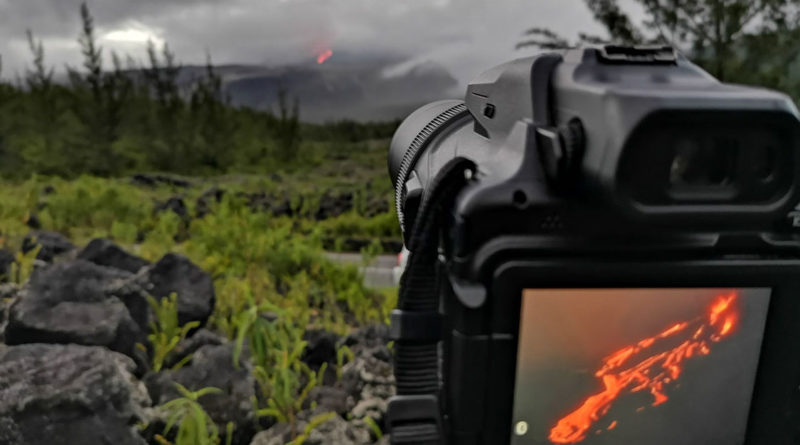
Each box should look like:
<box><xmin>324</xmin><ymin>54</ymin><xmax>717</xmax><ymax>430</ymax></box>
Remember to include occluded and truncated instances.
<box><xmin>548</xmin><ymin>293</ymin><xmax>740</xmax><ymax>444</ymax></box>
<box><xmin>316</xmin><ymin>49</ymin><xmax>333</xmax><ymax>64</ymax></box>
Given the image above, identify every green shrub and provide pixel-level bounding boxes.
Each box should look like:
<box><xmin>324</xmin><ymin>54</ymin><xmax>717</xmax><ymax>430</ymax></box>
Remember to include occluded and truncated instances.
<box><xmin>38</xmin><ymin>176</ymin><xmax>153</xmax><ymax>241</ymax></box>
<box><xmin>147</xmin><ymin>293</ymin><xmax>200</xmax><ymax>372</ymax></box>
<box><xmin>155</xmin><ymin>384</ymin><xmax>231</xmax><ymax>445</ymax></box>
<box><xmin>232</xmin><ymin>299</ymin><xmax>328</xmax><ymax>440</ymax></box>
<box><xmin>9</xmin><ymin>245</ymin><xmax>40</xmax><ymax>284</ymax></box>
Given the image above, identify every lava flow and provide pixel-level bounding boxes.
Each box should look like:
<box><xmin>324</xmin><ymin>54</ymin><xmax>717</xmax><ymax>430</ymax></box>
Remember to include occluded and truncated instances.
<box><xmin>548</xmin><ymin>292</ymin><xmax>740</xmax><ymax>444</ymax></box>
<box><xmin>316</xmin><ymin>49</ymin><xmax>333</xmax><ymax>64</ymax></box>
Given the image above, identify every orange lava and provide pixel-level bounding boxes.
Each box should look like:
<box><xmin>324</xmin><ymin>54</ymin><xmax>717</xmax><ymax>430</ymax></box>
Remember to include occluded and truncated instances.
<box><xmin>548</xmin><ymin>292</ymin><xmax>740</xmax><ymax>444</ymax></box>
<box><xmin>317</xmin><ymin>49</ymin><xmax>333</xmax><ymax>64</ymax></box>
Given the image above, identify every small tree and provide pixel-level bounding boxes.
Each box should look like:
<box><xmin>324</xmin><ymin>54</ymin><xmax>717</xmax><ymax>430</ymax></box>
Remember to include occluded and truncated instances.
<box><xmin>20</xmin><ymin>29</ymin><xmax>65</xmax><ymax>175</ymax></box>
<box><xmin>518</xmin><ymin>0</ymin><xmax>800</xmax><ymax>84</ymax></box>
<box><xmin>142</xmin><ymin>40</ymin><xmax>186</xmax><ymax>171</ymax></box>
<box><xmin>68</xmin><ymin>2</ymin><xmax>131</xmax><ymax>175</ymax></box>
<box><xmin>188</xmin><ymin>53</ymin><xmax>236</xmax><ymax>171</ymax></box>
<box><xmin>275</xmin><ymin>87</ymin><xmax>300</xmax><ymax>162</ymax></box>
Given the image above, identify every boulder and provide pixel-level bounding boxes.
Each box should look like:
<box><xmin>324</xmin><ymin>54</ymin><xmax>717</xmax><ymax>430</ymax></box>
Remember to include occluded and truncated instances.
<box><xmin>142</xmin><ymin>253</ymin><xmax>215</xmax><ymax>326</ymax></box>
<box><xmin>147</xmin><ymin>343</ymin><xmax>256</xmax><ymax>445</ymax></box>
<box><xmin>21</xmin><ymin>231</ymin><xmax>75</xmax><ymax>262</ymax></box>
<box><xmin>302</xmin><ymin>329</ymin><xmax>341</xmax><ymax>370</ymax></box>
<box><xmin>154</xmin><ymin>196</ymin><xmax>189</xmax><ymax>221</ymax></box>
<box><xmin>4</xmin><ymin>261</ymin><xmax>149</xmax><ymax>362</ymax></box>
<box><xmin>0</xmin><ymin>249</ymin><xmax>14</xmax><ymax>282</ymax></box>
<box><xmin>78</xmin><ymin>238</ymin><xmax>150</xmax><ymax>273</ymax></box>
<box><xmin>0</xmin><ymin>343</ymin><xmax>150</xmax><ymax>445</ymax></box>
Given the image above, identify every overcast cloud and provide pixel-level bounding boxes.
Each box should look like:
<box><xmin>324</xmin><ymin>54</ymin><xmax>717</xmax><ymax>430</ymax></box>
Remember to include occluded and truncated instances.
<box><xmin>0</xmin><ymin>0</ymin><xmax>636</xmax><ymax>85</ymax></box>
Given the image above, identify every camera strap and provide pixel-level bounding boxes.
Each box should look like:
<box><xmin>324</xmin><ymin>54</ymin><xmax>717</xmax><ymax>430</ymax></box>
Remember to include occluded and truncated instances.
<box><xmin>388</xmin><ymin>157</ymin><xmax>476</xmax><ymax>445</ymax></box>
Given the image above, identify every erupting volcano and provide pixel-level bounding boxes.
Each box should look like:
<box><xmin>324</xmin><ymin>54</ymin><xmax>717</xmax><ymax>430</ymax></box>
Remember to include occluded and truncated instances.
<box><xmin>548</xmin><ymin>292</ymin><xmax>740</xmax><ymax>444</ymax></box>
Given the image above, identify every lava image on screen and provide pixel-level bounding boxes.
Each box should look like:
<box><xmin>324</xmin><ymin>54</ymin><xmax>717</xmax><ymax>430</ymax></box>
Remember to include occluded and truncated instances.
<box><xmin>510</xmin><ymin>288</ymin><xmax>770</xmax><ymax>445</ymax></box>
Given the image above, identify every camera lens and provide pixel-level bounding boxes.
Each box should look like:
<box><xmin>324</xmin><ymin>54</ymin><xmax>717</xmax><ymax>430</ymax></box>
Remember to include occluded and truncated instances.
<box><xmin>669</xmin><ymin>138</ymin><xmax>737</xmax><ymax>187</ymax></box>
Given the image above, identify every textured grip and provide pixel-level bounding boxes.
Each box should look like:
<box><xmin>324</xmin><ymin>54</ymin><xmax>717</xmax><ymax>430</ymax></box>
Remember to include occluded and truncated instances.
<box><xmin>391</xmin><ymin>424</ymin><xmax>441</xmax><ymax>444</ymax></box>
<box><xmin>394</xmin><ymin>342</ymin><xmax>439</xmax><ymax>394</ymax></box>
<box><xmin>394</xmin><ymin>102</ymin><xmax>468</xmax><ymax>230</ymax></box>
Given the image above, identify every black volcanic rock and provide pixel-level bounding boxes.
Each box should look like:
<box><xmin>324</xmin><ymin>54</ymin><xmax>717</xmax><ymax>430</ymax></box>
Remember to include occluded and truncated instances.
<box><xmin>142</xmin><ymin>253</ymin><xmax>216</xmax><ymax>326</ymax></box>
<box><xmin>154</xmin><ymin>196</ymin><xmax>190</xmax><ymax>221</ymax></box>
<box><xmin>302</xmin><ymin>329</ymin><xmax>341</xmax><ymax>370</ymax></box>
<box><xmin>21</xmin><ymin>230</ymin><xmax>75</xmax><ymax>262</ymax></box>
<box><xmin>0</xmin><ymin>344</ymin><xmax>150</xmax><ymax>445</ymax></box>
<box><xmin>78</xmin><ymin>238</ymin><xmax>150</xmax><ymax>273</ymax></box>
<box><xmin>4</xmin><ymin>261</ymin><xmax>149</xmax><ymax>363</ymax></box>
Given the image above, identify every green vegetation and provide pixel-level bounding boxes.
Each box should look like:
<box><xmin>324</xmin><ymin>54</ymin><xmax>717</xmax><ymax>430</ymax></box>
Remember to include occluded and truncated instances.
<box><xmin>0</xmin><ymin>4</ymin><xmax>399</xmax><ymax>180</ymax></box>
<box><xmin>363</xmin><ymin>417</ymin><xmax>383</xmax><ymax>441</ymax></box>
<box><xmin>8</xmin><ymin>245</ymin><xmax>40</xmax><ymax>284</ymax></box>
<box><xmin>0</xmin><ymin>173</ymin><xmax>398</xmax><ymax>334</ymax></box>
<box><xmin>233</xmin><ymin>298</ymin><xmax>331</xmax><ymax>439</ymax></box>
<box><xmin>147</xmin><ymin>293</ymin><xmax>200</xmax><ymax>372</ymax></box>
<box><xmin>155</xmin><ymin>384</ymin><xmax>232</xmax><ymax>445</ymax></box>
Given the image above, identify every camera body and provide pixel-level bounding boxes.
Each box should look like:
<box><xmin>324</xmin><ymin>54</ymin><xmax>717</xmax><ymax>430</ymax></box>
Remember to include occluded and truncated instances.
<box><xmin>388</xmin><ymin>46</ymin><xmax>800</xmax><ymax>445</ymax></box>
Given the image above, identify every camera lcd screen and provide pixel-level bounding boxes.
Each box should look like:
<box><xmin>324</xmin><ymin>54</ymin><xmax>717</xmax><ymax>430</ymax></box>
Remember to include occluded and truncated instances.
<box><xmin>510</xmin><ymin>288</ymin><xmax>771</xmax><ymax>445</ymax></box>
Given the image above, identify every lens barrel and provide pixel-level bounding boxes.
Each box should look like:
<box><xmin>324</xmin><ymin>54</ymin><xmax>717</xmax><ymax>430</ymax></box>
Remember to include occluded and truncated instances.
<box><xmin>388</xmin><ymin>100</ymin><xmax>469</xmax><ymax>231</ymax></box>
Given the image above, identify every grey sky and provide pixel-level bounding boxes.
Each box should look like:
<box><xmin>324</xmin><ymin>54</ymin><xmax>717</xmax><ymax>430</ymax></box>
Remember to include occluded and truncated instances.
<box><xmin>0</xmin><ymin>0</ymin><xmax>639</xmax><ymax>85</ymax></box>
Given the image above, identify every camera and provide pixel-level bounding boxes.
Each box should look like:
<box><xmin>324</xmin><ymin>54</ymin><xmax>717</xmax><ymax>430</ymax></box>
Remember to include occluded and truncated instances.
<box><xmin>386</xmin><ymin>45</ymin><xmax>800</xmax><ymax>445</ymax></box>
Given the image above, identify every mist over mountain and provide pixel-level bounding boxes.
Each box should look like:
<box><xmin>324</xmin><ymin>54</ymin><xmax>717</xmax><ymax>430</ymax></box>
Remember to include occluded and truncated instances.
<box><xmin>176</xmin><ymin>55</ymin><xmax>459</xmax><ymax>123</ymax></box>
